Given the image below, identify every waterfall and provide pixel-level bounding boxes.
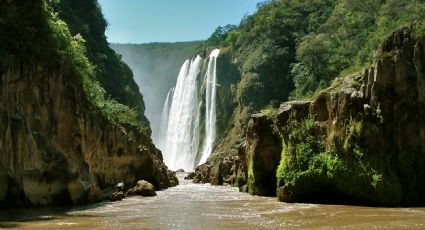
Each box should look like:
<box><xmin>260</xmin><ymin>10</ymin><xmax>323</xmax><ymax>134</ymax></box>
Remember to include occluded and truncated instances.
<box><xmin>161</xmin><ymin>56</ymin><xmax>202</xmax><ymax>171</ymax></box>
<box><xmin>157</xmin><ymin>87</ymin><xmax>174</xmax><ymax>150</ymax></box>
<box><xmin>158</xmin><ymin>49</ymin><xmax>220</xmax><ymax>171</ymax></box>
<box><xmin>199</xmin><ymin>49</ymin><xmax>220</xmax><ymax>165</ymax></box>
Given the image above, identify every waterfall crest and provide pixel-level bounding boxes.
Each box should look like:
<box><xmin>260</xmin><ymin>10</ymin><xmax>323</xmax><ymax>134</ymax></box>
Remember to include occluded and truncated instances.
<box><xmin>158</xmin><ymin>49</ymin><xmax>220</xmax><ymax>171</ymax></box>
<box><xmin>199</xmin><ymin>49</ymin><xmax>220</xmax><ymax>165</ymax></box>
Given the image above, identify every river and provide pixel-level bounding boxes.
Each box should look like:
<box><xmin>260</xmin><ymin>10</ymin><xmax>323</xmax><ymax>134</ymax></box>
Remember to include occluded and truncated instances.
<box><xmin>1</xmin><ymin>173</ymin><xmax>425</xmax><ymax>229</ymax></box>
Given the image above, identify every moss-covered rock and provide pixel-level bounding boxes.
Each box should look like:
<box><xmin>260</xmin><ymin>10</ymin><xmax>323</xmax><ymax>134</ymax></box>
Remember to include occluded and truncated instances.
<box><xmin>275</xmin><ymin>26</ymin><xmax>425</xmax><ymax>206</ymax></box>
<box><xmin>245</xmin><ymin>112</ymin><xmax>282</xmax><ymax>196</ymax></box>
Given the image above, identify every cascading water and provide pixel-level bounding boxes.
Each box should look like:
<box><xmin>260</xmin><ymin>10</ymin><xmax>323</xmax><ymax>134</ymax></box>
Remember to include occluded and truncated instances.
<box><xmin>158</xmin><ymin>49</ymin><xmax>220</xmax><ymax>171</ymax></box>
<box><xmin>199</xmin><ymin>49</ymin><xmax>220</xmax><ymax>165</ymax></box>
<box><xmin>161</xmin><ymin>56</ymin><xmax>202</xmax><ymax>171</ymax></box>
<box><xmin>157</xmin><ymin>87</ymin><xmax>174</xmax><ymax>150</ymax></box>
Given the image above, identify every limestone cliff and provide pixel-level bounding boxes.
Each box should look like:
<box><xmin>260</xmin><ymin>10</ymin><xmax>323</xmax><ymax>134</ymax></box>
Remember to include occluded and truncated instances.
<box><xmin>0</xmin><ymin>0</ymin><xmax>177</xmax><ymax>208</ymax></box>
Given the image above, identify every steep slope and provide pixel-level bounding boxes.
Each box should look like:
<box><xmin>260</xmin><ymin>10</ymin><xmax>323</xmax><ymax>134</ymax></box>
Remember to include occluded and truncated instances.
<box><xmin>270</xmin><ymin>25</ymin><xmax>424</xmax><ymax>206</ymax></box>
<box><xmin>188</xmin><ymin>1</ymin><xmax>425</xmax><ymax>206</ymax></box>
<box><xmin>52</xmin><ymin>0</ymin><xmax>151</xmax><ymax>131</ymax></box>
<box><xmin>188</xmin><ymin>0</ymin><xmax>336</xmax><ymax>184</ymax></box>
<box><xmin>0</xmin><ymin>0</ymin><xmax>177</xmax><ymax>208</ymax></box>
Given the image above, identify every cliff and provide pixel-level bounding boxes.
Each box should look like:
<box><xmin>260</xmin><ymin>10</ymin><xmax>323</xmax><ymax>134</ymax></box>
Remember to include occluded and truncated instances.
<box><xmin>249</xmin><ymin>25</ymin><xmax>425</xmax><ymax>206</ymax></box>
<box><xmin>190</xmin><ymin>25</ymin><xmax>425</xmax><ymax>206</ymax></box>
<box><xmin>53</xmin><ymin>0</ymin><xmax>151</xmax><ymax>131</ymax></box>
<box><xmin>0</xmin><ymin>0</ymin><xmax>177</xmax><ymax>208</ymax></box>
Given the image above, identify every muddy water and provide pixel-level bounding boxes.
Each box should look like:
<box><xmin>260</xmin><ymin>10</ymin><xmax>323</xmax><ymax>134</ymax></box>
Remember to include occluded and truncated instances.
<box><xmin>1</xmin><ymin>173</ymin><xmax>425</xmax><ymax>229</ymax></box>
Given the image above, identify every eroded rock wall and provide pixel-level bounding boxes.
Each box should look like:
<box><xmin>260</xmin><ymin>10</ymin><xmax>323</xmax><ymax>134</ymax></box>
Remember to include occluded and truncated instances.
<box><xmin>0</xmin><ymin>0</ymin><xmax>177</xmax><ymax>208</ymax></box>
<box><xmin>0</xmin><ymin>64</ymin><xmax>177</xmax><ymax>208</ymax></box>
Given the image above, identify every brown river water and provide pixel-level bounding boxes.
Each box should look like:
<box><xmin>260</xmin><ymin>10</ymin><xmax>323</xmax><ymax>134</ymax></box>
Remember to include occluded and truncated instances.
<box><xmin>1</xmin><ymin>173</ymin><xmax>425</xmax><ymax>229</ymax></box>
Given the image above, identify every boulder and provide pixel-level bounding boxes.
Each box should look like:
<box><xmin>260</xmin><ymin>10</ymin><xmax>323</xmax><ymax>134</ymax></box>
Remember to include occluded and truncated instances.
<box><xmin>126</xmin><ymin>180</ymin><xmax>157</xmax><ymax>197</ymax></box>
<box><xmin>110</xmin><ymin>191</ymin><xmax>125</xmax><ymax>202</ymax></box>
<box><xmin>115</xmin><ymin>182</ymin><xmax>125</xmax><ymax>192</ymax></box>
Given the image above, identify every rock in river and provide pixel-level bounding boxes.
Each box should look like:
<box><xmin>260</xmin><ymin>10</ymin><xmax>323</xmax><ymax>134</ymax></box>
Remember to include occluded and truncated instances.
<box><xmin>126</xmin><ymin>180</ymin><xmax>157</xmax><ymax>197</ymax></box>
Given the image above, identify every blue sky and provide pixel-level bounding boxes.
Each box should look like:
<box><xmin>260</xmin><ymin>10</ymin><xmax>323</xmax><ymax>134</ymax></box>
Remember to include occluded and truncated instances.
<box><xmin>97</xmin><ymin>0</ymin><xmax>264</xmax><ymax>43</ymax></box>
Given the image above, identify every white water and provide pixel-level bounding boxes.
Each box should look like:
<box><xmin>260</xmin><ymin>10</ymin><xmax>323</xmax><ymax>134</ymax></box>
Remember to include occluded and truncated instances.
<box><xmin>161</xmin><ymin>56</ymin><xmax>202</xmax><ymax>171</ymax></box>
<box><xmin>199</xmin><ymin>49</ymin><xmax>220</xmax><ymax>165</ymax></box>
<box><xmin>158</xmin><ymin>49</ymin><xmax>220</xmax><ymax>171</ymax></box>
<box><xmin>156</xmin><ymin>87</ymin><xmax>174</xmax><ymax>150</ymax></box>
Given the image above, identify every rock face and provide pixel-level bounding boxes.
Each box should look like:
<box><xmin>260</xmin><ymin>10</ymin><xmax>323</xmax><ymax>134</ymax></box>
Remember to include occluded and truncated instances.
<box><xmin>126</xmin><ymin>180</ymin><xmax>157</xmax><ymax>197</ymax></box>
<box><xmin>187</xmin><ymin>155</ymin><xmax>240</xmax><ymax>186</ymax></box>
<box><xmin>0</xmin><ymin>64</ymin><xmax>176</xmax><ymax>208</ymax></box>
<box><xmin>273</xmin><ymin>25</ymin><xmax>424</xmax><ymax>206</ymax></box>
<box><xmin>0</xmin><ymin>0</ymin><xmax>177</xmax><ymax>208</ymax></box>
<box><xmin>245</xmin><ymin>113</ymin><xmax>282</xmax><ymax>196</ymax></box>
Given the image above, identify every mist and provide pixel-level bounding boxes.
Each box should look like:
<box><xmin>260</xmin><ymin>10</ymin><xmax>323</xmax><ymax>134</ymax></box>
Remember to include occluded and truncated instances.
<box><xmin>111</xmin><ymin>41</ymin><xmax>202</xmax><ymax>142</ymax></box>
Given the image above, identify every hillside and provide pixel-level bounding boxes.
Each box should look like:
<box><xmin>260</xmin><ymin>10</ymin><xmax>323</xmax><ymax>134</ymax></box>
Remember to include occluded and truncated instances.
<box><xmin>189</xmin><ymin>0</ymin><xmax>425</xmax><ymax>206</ymax></box>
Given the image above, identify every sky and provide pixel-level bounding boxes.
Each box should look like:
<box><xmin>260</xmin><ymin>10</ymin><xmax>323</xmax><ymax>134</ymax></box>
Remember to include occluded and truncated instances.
<box><xmin>97</xmin><ymin>0</ymin><xmax>264</xmax><ymax>44</ymax></box>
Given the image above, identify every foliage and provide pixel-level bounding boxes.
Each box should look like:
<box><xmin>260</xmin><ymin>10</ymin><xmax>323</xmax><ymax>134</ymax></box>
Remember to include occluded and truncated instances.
<box><xmin>0</xmin><ymin>0</ymin><xmax>150</xmax><ymax>136</ymax></box>
<box><xmin>289</xmin><ymin>63</ymin><xmax>326</xmax><ymax>100</ymax></box>
<box><xmin>292</xmin><ymin>0</ymin><xmax>425</xmax><ymax>98</ymax></box>
<box><xmin>276</xmin><ymin>118</ymin><xmax>402</xmax><ymax>205</ymax></box>
<box><xmin>416</xmin><ymin>21</ymin><xmax>425</xmax><ymax>37</ymax></box>
<box><xmin>47</xmin><ymin>1</ymin><xmax>150</xmax><ymax>135</ymax></box>
<box><xmin>51</xmin><ymin>0</ymin><xmax>151</xmax><ymax>134</ymax></box>
<box><xmin>202</xmin><ymin>25</ymin><xmax>237</xmax><ymax>49</ymax></box>
<box><xmin>201</xmin><ymin>1</ymin><xmax>423</xmax><ymax>103</ymax></box>
<box><xmin>202</xmin><ymin>0</ymin><xmax>336</xmax><ymax>159</ymax></box>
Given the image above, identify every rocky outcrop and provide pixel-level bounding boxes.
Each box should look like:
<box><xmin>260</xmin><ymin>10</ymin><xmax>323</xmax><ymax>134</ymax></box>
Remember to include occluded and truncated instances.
<box><xmin>245</xmin><ymin>113</ymin><xmax>282</xmax><ymax>196</ymax></box>
<box><xmin>186</xmin><ymin>156</ymin><xmax>240</xmax><ymax>186</ymax></box>
<box><xmin>191</xmin><ymin>25</ymin><xmax>425</xmax><ymax>206</ymax></box>
<box><xmin>0</xmin><ymin>64</ymin><xmax>177</xmax><ymax>208</ymax></box>
<box><xmin>273</xmin><ymin>25</ymin><xmax>424</xmax><ymax>206</ymax></box>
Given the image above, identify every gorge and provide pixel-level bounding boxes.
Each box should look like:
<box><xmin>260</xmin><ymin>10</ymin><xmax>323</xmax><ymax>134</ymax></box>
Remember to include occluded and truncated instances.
<box><xmin>1</xmin><ymin>0</ymin><xmax>425</xmax><ymax>229</ymax></box>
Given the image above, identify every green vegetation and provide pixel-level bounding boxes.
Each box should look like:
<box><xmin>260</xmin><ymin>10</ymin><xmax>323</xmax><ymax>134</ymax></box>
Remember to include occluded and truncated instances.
<box><xmin>416</xmin><ymin>21</ymin><xmax>425</xmax><ymax>36</ymax></box>
<box><xmin>202</xmin><ymin>1</ymin><xmax>424</xmax><ymax>192</ymax></box>
<box><xmin>50</xmin><ymin>0</ymin><xmax>151</xmax><ymax>134</ymax></box>
<box><xmin>202</xmin><ymin>0</ymin><xmax>424</xmax><ymax>102</ymax></box>
<box><xmin>205</xmin><ymin>0</ymin><xmax>336</xmax><ymax>158</ymax></box>
<box><xmin>201</xmin><ymin>25</ymin><xmax>237</xmax><ymax>49</ymax></box>
<box><xmin>293</xmin><ymin>0</ymin><xmax>425</xmax><ymax>98</ymax></box>
<box><xmin>276</xmin><ymin>118</ymin><xmax>402</xmax><ymax>205</ymax></box>
<box><xmin>0</xmin><ymin>0</ymin><xmax>150</xmax><ymax>135</ymax></box>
